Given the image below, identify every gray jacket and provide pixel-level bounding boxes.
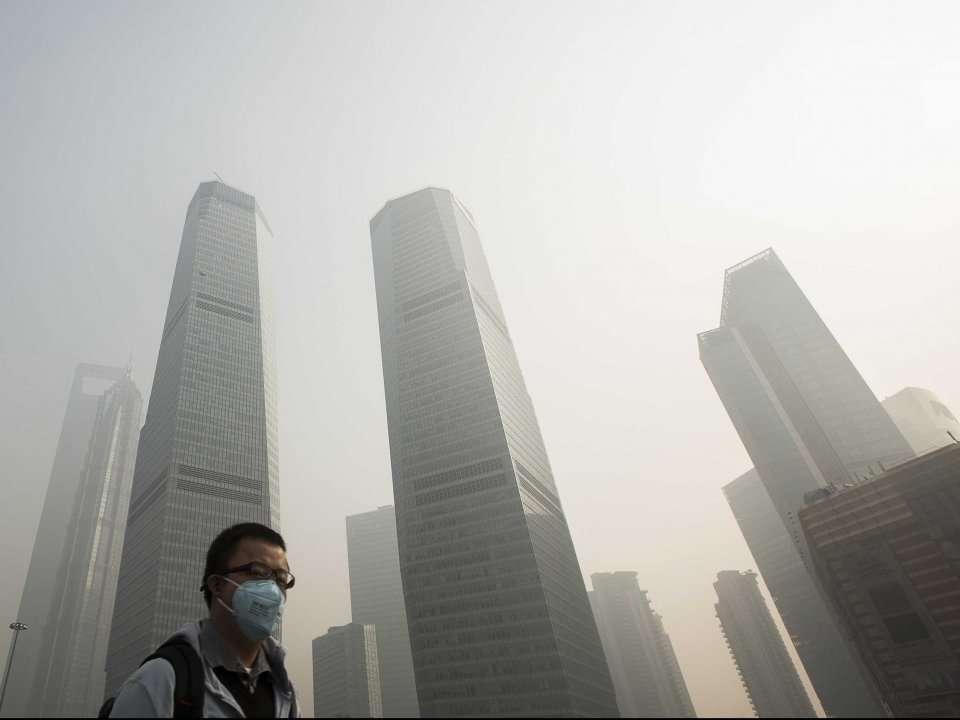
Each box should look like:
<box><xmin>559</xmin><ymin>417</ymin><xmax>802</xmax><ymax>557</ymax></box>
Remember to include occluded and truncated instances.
<box><xmin>108</xmin><ymin>621</ymin><xmax>299</xmax><ymax>718</ymax></box>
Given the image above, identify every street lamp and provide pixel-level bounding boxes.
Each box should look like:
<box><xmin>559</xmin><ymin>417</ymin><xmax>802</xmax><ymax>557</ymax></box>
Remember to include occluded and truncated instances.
<box><xmin>0</xmin><ymin>622</ymin><xmax>28</xmax><ymax>714</ymax></box>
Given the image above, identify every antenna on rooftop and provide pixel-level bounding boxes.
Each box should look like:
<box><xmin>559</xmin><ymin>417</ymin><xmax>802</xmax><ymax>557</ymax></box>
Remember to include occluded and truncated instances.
<box><xmin>213</xmin><ymin>171</ymin><xmax>225</xmax><ymax>184</ymax></box>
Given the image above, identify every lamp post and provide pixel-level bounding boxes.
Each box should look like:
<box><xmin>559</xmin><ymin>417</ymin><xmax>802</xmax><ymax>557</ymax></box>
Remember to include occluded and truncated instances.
<box><xmin>0</xmin><ymin>622</ymin><xmax>28</xmax><ymax>714</ymax></box>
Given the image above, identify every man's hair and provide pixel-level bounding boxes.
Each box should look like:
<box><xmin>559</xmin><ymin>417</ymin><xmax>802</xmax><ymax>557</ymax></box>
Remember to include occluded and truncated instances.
<box><xmin>202</xmin><ymin>522</ymin><xmax>286</xmax><ymax>608</ymax></box>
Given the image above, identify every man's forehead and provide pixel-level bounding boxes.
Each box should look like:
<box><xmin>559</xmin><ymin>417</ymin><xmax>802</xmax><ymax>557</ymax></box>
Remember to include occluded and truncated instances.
<box><xmin>230</xmin><ymin>537</ymin><xmax>288</xmax><ymax>566</ymax></box>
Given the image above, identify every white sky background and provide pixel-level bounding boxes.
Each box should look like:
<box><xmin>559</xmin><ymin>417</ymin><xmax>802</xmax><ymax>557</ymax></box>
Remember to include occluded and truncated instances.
<box><xmin>2</xmin><ymin>1</ymin><xmax>959</xmax><ymax>716</ymax></box>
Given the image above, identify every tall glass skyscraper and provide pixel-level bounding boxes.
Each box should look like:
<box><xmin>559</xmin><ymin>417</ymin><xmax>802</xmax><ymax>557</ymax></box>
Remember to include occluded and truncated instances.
<box><xmin>371</xmin><ymin>188</ymin><xmax>618</xmax><ymax>717</ymax></box>
<box><xmin>700</xmin><ymin>248</ymin><xmax>910</xmax><ymax>716</ymax></box>
<box><xmin>104</xmin><ymin>181</ymin><xmax>280</xmax><ymax>697</ymax></box>
<box><xmin>589</xmin><ymin>572</ymin><xmax>696</xmax><ymax>718</ymax></box>
<box><xmin>714</xmin><ymin>570</ymin><xmax>816</xmax><ymax>718</ymax></box>
<box><xmin>701</xmin><ymin>249</ymin><xmax>913</xmax><ymax>551</ymax></box>
<box><xmin>2</xmin><ymin>365</ymin><xmax>141</xmax><ymax>719</ymax></box>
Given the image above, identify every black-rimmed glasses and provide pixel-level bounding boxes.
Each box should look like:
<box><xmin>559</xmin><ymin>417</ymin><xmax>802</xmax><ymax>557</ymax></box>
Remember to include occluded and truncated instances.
<box><xmin>221</xmin><ymin>561</ymin><xmax>296</xmax><ymax>590</ymax></box>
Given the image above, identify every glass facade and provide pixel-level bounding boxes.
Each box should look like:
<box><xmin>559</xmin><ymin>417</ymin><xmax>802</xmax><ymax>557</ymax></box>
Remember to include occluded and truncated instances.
<box><xmin>371</xmin><ymin>188</ymin><xmax>617</xmax><ymax>717</ymax></box>
<box><xmin>717</xmin><ymin>248</ymin><xmax>913</xmax><ymax>479</ymax></box>
<box><xmin>347</xmin><ymin>506</ymin><xmax>420</xmax><ymax>717</ymax></box>
<box><xmin>700</xmin><ymin>326</ymin><xmax>839</xmax><ymax>556</ymax></box>
<box><xmin>2</xmin><ymin>365</ymin><xmax>140</xmax><ymax>719</ymax></box>
<box><xmin>713</xmin><ymin>570</ymin><xmax>816</xmax><ymax>718</ymax></box>
<box><xmin>589</xmin><ymin>573</ymin><xmax>696</xmax><ymax>718</ymax></box>
<box><xmin>104</xmin><ymin>181</ymin><xmax>280</xmax><ymax>697</ymax></box>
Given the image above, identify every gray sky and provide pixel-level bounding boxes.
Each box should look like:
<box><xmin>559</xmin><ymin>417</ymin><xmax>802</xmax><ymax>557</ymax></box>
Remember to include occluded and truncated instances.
<box><xmin>2</xmin><ymin>1</ymin><xmax>959</xmax><ymax>716</ymax></box>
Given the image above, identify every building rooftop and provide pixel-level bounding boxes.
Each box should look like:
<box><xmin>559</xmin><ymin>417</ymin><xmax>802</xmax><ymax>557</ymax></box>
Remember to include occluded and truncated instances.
<box><xmin>369</xmin><ymin>186</ymin><xmax>475</xmax><ymax>228</ymax></box>
<box><xmin>720</xmin><ymin>247</ymin><xmax>780</xmax><ymax>326</ymax></box>
<box><xmin>803</xmin><ymin>441</ymin><xmax>960</xmax><ymax>509</ymax></box>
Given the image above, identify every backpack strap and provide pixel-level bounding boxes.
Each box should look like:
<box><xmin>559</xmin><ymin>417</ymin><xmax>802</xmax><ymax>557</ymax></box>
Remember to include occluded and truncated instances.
<box><xmin>96</xmin><ymin>696</ymin><xmax>115</xmax><ymax>718</ymax></box>
<box><xmin>141</xmin><ymin>639</ymin><xmax>206</xmax><ymax>719</ymax></box>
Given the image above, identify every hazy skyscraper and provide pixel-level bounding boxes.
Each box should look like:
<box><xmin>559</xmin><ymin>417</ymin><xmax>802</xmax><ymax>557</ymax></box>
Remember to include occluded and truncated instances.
<box><xmin>722</xmin><ymin>470</ymin><xmax>870</xmax><ymax>717</ymax></box>
<box><xmin>313</xmin><ymin>624</ymin><xmax>383</xmax><ymax>719</ymax></box>
<box><xmin>105</xmin><ymin>181</ymin><xmax>280</xmax><ymax>696</ymax></box>
<box><xmin>347</xmin><ymin>506</ymin><xmax>419</xmax><ymax>717</ymax></box>
<box><xmin>699</xmin><ymin>248</ymin><xmax>906</xmax><ymax>716</ymax></box>
<box><xmin>589</xmin><ymin>572</ymin><xmax>696</xmax><ymax>718</ymax></box>
<box><xmin>371</xmin><ymin>188</ymin><xmax>617</xmax><ymax>717</ymax></box>
<box><xmin>700</xmin><ymin>248</ymin><xmax>913</xmax><ymax>558</ymax></box>
<box><xmin>714</xmin><ymin>570</ymin><xmax>816</xmax><ymax>719</ymax></box>
<box><xmin>2</xmin><ymin>365</ymin><xmax>141</xmax><ymax>719</ymax></box>
<box><xmin>882</xmin><ymin>387</ymin><xmax>960</xmax><ymax>456</ymax></box>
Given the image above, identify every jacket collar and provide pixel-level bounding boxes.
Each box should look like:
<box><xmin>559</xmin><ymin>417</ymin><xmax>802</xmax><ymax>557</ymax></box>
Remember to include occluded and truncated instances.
<box><xmin>170</xmin><ymin>621</ymin><xmax>295</xmax><ymax>700</ymax></box>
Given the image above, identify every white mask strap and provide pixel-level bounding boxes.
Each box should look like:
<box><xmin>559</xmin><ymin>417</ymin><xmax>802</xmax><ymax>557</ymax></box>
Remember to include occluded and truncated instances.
<box><xmin>216</xmin><ymin>596</ymin><xmax>235</xmax><ymax>615</ymax></box>
<box><xmin>215</xmin><ymin>575</ymin><xmax>241</xmax><ymax>614</ymax></box>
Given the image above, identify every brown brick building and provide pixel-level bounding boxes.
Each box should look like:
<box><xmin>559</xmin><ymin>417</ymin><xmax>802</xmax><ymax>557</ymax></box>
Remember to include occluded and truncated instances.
<box><xmin>800</xmin><ymin>443</ymin><xmax>960</xmax><ymax>717</ymax></box>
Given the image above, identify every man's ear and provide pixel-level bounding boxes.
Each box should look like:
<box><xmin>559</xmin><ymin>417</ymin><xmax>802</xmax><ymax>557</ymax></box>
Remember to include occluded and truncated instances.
<box><xmin>207</xmin><ymin>574</ymin><xmax>223</xmax><ymax>599</ymax></box>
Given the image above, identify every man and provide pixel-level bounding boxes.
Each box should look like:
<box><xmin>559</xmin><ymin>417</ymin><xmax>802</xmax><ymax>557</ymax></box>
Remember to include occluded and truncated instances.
<box><xmin>108</xmin><ymin>523</ymin><xmax>300</xmax><ymax>717</ymax></box>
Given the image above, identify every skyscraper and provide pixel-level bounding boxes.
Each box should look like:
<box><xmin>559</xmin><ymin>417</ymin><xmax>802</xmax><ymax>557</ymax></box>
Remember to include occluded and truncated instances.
<box><xmin>723</xmin><ymin>470</ymin><xmax>868</xmax><ymax>717</ymax></box>
<box><xmin>700</xmin><ymin>248</ymin><xmax>908</xmax><ymax>716</ymax></box>
<box><xmin>105</xmin><ymin>181</ymin><xmax>280</xmax><ymax>696</ymax></box>
<box><xmin>589</xmin><ymin>572</ymin><xmax>696</xmax><ymax>718</ymax></box>
<box><xmin>347</xmin><ymin>506</ymin><xmax>419</xmax><ymax>717</ymax></box>
<box><xmin>800</xmin><ymin>443</ymin><xmax>960</xmax><ymax>718</ymax></box>
<box><xmin>371</xmin><ymin>188</ymin><xmax>617</xmax><ymax>717</ymax></box>
<box><xmin>2</xmin><ymin>365</ymin><xmax>141</xmax><ymax>719</ymax></box>
<box><xmin>700</xmin><ymin>249</ymin><xmax>913</xmax><ymax>558</ymax></box>
<box><xmin>313</xmin><ymin>624</ymin><xmax>384</xmax><ymax>719</ymax></box>
<box><xmin>714</xmin><ymin>570</ymin><xmax>816</xmax><ymax>719</ymax></box>
<box><xmin>882</xmin><ymin>387</ymin><xmax>960</xmax><ymax>456</ymax></box>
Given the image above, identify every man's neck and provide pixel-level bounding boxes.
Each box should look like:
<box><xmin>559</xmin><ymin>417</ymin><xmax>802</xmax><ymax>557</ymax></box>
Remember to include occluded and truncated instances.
<box><xmin>211</xmin><ymin>612</ymin><xmax>261</xmax><ymax>668</ymax></box>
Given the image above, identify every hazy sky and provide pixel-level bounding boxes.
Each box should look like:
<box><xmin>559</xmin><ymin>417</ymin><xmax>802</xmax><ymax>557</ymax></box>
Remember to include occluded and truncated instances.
<box><xmin>2</xmin><ymin>1</ymin><xmax>959</xmax><ymax>716</ymax></box>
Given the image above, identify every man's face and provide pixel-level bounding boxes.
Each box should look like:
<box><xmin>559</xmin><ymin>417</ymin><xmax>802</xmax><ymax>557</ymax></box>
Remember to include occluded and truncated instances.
<box><xmin>211</xmin><ymin>537</ymin><xmax>290</xmax><ymax>610</ymax></box>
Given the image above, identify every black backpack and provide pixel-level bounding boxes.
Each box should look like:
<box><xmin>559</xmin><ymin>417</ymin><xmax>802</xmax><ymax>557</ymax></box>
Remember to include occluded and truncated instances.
<box><xmin>97</xmin><ymin>638</ymin><xmax>205</xmax><ymax>718</ymax></box>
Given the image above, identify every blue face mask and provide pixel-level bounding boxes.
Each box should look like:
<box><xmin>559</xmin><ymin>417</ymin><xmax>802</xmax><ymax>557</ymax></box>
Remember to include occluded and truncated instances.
<box><xmin>218</xmin><ymin>577</ymin><xmax>284</xmax><ymax>642</ymax></box>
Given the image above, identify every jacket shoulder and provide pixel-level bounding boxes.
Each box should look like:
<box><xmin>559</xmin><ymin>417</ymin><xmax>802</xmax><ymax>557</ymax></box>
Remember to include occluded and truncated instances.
<box><xmin>109</xmin><ymin>659</ymin><xmax>176</xmax><ymax>717</ymax></box>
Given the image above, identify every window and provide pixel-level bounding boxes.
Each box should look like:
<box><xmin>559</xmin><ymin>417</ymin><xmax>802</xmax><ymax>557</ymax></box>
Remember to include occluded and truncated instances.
<box><xmin>882</xmin><ymin>613</ymin><xmax>930</xmax><ymax>644</ymax></box>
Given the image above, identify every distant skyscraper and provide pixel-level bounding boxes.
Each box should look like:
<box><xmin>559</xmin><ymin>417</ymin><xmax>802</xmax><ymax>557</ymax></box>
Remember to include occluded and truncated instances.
<box><xmin>882</xmin><ymin>387</ymin><xmax>960</xmax><ymax>456</ymax></box>
<box><xmin>2</xmin><ymin>365</ymin><xmax>141</xmax><ymax>719</ymax></box>
<box><xmin>105</xmin><ymin>181</ymin><xmax>280</xmax><ymax>696</ymax></box>
<box><xmin>723</xmin><ymin>470</ymin><xmax>870</xmax><ymax>717</ymax></box>
<box><xmin>371</xmin><ymin>188</ymin><xmax>617</xmax><ymax>717</ymax></box>
<box><xmin>699</xmin><ymin>248</ymin><xmax>908</xmax><ymax>716</ymax></box>
<box><xmin>714</xmin><ymin>570</ymin><xmax>816</xmax><ymax>719</ymax></box>
<box><xmin>589</xmin><ymin>572</ymin><xmax>696</xmax><ymax>718</ymax></box>
<box><xmin>347</xmin><ymin>506</ymin><xmax>419</xmax><ymax>717</ymax></box>
<box><xmin>800</xmin><ymin>444</ymin><xmax>960</xmax><ymax>718</ymax></box>
<box><xmin>313</xmin><ymin>624</ymin><xmax>383</xmax><ymax>719</ymax></box>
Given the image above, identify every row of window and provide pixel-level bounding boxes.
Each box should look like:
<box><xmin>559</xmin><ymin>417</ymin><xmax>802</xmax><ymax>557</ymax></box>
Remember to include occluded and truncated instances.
<box><xmin>415</xmin><ymin>473</ymin><xmax>509</xmax><ymax>508</ymax></box>
<box><xmin>410</xmin><ymin>457</ymin><xmax>504</xmax><ymax>495</ymax></box>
